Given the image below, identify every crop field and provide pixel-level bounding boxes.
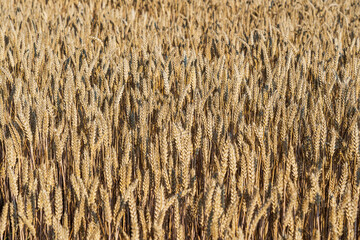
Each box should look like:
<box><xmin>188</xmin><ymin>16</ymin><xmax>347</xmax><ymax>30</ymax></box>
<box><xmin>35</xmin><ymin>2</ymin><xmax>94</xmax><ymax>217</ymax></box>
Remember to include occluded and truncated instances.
<box><xmin>0</xmin><ymin>0</ymin><xmax>360</xmax><ymax>239</ymax></box>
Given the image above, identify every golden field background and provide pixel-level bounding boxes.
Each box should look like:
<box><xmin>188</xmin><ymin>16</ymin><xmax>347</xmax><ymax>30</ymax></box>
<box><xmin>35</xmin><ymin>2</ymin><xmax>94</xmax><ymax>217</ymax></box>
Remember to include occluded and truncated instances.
<box><xmin>0</xmin><ymin>0</ymin><xmax>360</xmax><ymax>239</ymax></box>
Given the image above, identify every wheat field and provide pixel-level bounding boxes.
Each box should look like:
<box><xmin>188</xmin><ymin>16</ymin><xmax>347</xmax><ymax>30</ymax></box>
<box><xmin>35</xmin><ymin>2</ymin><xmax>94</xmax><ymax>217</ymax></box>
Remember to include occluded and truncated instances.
<box><xmin>0</xmin><ymin>0</ymin><xmax>359</xmax><ymax>239</ymax></box>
